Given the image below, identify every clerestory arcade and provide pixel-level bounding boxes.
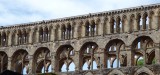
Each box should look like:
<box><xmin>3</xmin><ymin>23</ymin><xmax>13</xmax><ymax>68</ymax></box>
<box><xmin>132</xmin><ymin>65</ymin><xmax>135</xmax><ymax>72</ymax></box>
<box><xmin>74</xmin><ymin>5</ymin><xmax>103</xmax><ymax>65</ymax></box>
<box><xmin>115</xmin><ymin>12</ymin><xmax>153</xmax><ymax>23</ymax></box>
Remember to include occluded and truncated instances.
<box><xmin>1</xmin><ymin>3</ymin><xmax>160</xmax><ymax>75</ymax></box>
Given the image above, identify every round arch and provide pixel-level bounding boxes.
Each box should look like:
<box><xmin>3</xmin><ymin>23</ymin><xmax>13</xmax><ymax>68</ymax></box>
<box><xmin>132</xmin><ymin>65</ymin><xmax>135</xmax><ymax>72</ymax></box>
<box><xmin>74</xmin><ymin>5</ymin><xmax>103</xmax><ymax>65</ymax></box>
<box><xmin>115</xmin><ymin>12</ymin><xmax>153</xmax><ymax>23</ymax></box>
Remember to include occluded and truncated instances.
<box><xmin>134</xmin><ymin>67</ymin><xmax>154</xmax><ymax>75</ymax></box>
<box><xmin>11</xmin><ymin>49</ymin><xmax>29</xmax><ymax>74</ymax></box>
<box><xmin>56</xmin><ymin>45</ymin><xmax>75</xmax><ymax>72</ymax></box>
<box><xmin>80</xmin><ymin>42</ymin><xmax>99</xmax><ymax>70</ymax></box>
<box><xmin>131</xmin><ymin>36</ymin><xmax>155</xmax><ymax>66</ymax></box>
<box><xmin>105</xmin><ymin>39</ymin><xmax>126</xmax><ymax>68</ymax></box>
<box><xmin>0</xmin><ymin>51</ymin><xmax>8</xmax><ymax>73</ymax></box>
<box><xmin>108</xmin><ymin>69</ymin><xmax>124</xmax><ymax>75</ymax></box>
<box><xmin>33</xmin><ymin>47</ymin><xmax>51</xmax><ymax>73</ymax></box>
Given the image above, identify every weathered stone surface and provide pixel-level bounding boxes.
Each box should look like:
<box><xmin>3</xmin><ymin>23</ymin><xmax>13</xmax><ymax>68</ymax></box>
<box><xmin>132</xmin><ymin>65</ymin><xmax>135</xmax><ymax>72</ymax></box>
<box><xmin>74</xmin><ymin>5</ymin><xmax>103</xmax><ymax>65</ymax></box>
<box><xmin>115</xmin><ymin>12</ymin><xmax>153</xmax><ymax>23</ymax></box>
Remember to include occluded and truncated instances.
<box><xmin>0</xmin><ymin>3</ymin><xmax>160</xmax><ymax>75</ymax></box>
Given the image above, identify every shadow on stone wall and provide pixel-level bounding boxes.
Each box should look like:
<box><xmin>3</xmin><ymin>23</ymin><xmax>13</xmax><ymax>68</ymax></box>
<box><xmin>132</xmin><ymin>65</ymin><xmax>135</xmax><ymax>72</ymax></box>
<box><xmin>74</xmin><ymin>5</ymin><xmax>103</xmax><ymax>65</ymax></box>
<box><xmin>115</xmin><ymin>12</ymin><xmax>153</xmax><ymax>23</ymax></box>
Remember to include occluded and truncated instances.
<box><xmin>0</xmin><ymin>70</ymin><xmax>22</xmax><ymax>75</ymax></box>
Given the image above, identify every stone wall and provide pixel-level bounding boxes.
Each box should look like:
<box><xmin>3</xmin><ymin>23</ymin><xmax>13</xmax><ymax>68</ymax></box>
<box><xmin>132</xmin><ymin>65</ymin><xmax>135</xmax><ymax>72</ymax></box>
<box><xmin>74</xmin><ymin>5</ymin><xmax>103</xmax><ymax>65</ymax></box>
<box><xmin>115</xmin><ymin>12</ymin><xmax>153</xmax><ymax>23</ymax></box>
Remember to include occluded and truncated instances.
<box><xmin>0</xmin><ymin>3</ymin><xmax>160</xmax><ymax>75</ymax></box>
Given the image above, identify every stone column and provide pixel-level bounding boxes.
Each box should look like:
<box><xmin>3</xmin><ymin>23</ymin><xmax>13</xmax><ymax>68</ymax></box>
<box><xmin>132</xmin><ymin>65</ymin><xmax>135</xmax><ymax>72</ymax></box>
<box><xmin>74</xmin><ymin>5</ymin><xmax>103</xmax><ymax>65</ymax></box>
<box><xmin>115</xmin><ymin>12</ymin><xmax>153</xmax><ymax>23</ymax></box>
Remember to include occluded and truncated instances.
<box><xmin>50</xmin><ymin>28</ymin><xmax>55</xmax><ymax>42</ymax></box>
<box><xmin>73</xmin><ymin>51</ymin><xmax>81</xmax><ymax>71</ymax></box>
<box><xmin>8</xmin><ymin>32</ymin><xmax>12</xmax><ymax>46</ymax></box>
<box><xmin>58</xmin><ymin>27</ymin><xmax>62</xmax><ymax>40</ymax></box>
<box><xmin>98</xmin><ymin>48</ymin><xmax>106</xmax><ymax>69</ymax></box>
<box><xmin>152</xmin><ymin>15</ymin><xmax>159</xmax><ymax>30</ymax></box>
<box><xmin>116</xmin><ymin>20</ymin><xmax>120</xmax><ymax>33</ymax></box>
<box><xmin>124</xmin><ymin>18</ymin><xmax>130</xmax><ymax>33</ymax></box>
<box><xmin>126</xmin><ymin>46</ymin><xmax>134</xmax><ymax>66</ymax></box>
<box><xmin>82</xmin><ymin>24</ymin><xmax>86</xmax><ymax>37</ymax></box>
<box><xmin>51</xmin><ymin>52</ymin><xmax>57</xmax><ymax>73</ymax></box>
<box><xmin>28</xmin><ymin>31</ymin><xmax>33</xmax><ymax>44</ymax></box>
<box><xmin>15</xmin><ymin>33</ymin><xmax>18</xmax><ymax>45</ymax></box>
<box><xmin>74</xmin><ymin>25</ymin><xmax>78</xmax><ymax>39</ymax></box>
<box><xmin>108</xmin><ymin>21</ymin><xmax>112</xmax><ymax>34</ymax></box>
<box><xmin>28</xmin><ymin>55</ymin><xmax>35</xmax><ymax>75</ymax></box>
<box><xmin>155</xmin><ymin>43</ymin><xmax>160</xmax><ymax>64</ymax></box>
<box><xmin>142</xmin><ymin>17</ymin><xmax>147</xmax><ymax>30</ymax></box>
<box><xmin>36</xmin><ymin>30</ymin><xmax>39</xmax><ymax>43</ymax></box>
<box><xmin>7</xmin><ymin>57</ymin><xmax>12</xmax><ymax>70</ymax></box>
<box><xmin>148</xmin><ymin>15</ymin><xmax>152</xmax><ymax>30</ymax></box>
<box><xmin>135</xmin><ymin>18</ymin><xmax>140</xmax><ymax>31</ymax></box>
<box><xmin>98</xmin><ymin>17</ymin><xmax>105</xmax><ymax>36</ymax></box>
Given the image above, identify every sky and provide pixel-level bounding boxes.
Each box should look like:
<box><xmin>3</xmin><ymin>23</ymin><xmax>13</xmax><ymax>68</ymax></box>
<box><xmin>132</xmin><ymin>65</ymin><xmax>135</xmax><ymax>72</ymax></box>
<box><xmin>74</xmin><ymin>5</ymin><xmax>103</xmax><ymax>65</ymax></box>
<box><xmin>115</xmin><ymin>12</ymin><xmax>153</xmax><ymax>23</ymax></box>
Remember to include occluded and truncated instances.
<box><xmin>0</xmin><ymin>0</ymin><xmax>160</xmax><ymax>26</ymax></box>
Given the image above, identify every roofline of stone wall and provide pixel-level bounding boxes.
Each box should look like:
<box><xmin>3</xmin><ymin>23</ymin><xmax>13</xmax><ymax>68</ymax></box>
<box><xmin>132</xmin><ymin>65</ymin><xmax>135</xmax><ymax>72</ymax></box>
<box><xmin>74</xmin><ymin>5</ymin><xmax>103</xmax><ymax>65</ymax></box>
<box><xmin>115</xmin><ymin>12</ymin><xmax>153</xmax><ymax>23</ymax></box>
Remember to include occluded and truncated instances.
<box><xmin>1</xmin><ymin>3</ymin><xmax>160</xmax><ymax>29</ymax></box>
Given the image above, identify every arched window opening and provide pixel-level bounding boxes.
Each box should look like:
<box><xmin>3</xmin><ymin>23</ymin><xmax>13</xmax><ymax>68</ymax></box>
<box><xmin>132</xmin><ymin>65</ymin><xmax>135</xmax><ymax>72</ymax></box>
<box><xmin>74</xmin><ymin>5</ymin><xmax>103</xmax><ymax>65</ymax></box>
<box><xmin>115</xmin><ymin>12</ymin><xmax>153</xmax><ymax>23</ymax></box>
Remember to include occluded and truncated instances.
<box><xmin>116</xmin><ymin>17</ymin><xmax>121</xmax><ymax>33</ymax></box>
<box><xmin>60</xmin><ymin>61</ymin><xmax>75</xmax><ymax>72</ymax></box>
<box><xmin>107</xmin><ymin>57</ymin><xmax>120</xmax><ymax>68</ymax></box>
<box><xmin>22</xmin><ymin>65</ymin><xmax>29</xmax><ymax>74</ymax></box>
<box><xmin>41</xmin><ymin>64</ymin><xmax>52</xmax><ymax>73</ymax></box>
<box><xmin>110</xmin><ymin>18</ymin><xmax>116</xmax><ymax>33</ymax></box>
<box><xmin>132</xmin><ymin>36</ymin><xmax>154</xmax><ymax>66</ymax></box>
<box><xmin>136</xmin><ymin>56</ymin><xmax>144</xmax><ymax>66</ymax></box>
<box><xmin>66</xmin><ymin>24</ymin><xmax>72</xmax><ymax>39</ymax></box>
<box><xmin>34</xmin><ymin>48</ymin><xmax>51</xmax><ymax>73</ymax></box>
<box><xmin>109</xmin><ymin>45</ymin><xmax>117</xmax><ymax>52</ymax></box>
<box><xmin>69</xmin><ymin>50</ymin><xmax>74</xmax><ymax>56</ymax></box>
<box><xmin>56</xmin><ymin>45</ymin><xmax>74</xmax><ymax>72</ymax></box>
<box><xmin>142</xmin><ymin>13</ymin><xmax>148</xmax><ymax>30</ymax></box>
<box><xmin>82</xmin><ymin>59</ymin><xmax>97</xmax><ymax>70</ymax></box>
<box><xmin>22</xmin><ymin>67</ymin><xmax>27</xmax><ymax>74</ymax></box>
<box><xmin>62</xmin><ymin>25</ymin><xmax>66</xmax><ymax>40</ymax></box>
<box><xmin>12</xmin><ymin>50</ymin><xmax>29</xmax><ymax>74</ymax></box>
<box><xmin>68</xmin><ymin>62</ymin><xmax>75</xmax><ymax>71</ymax></box>
<box><xmin>137</xmin><ymin>14</ymin><xmax>142</xmax><ymax>30</ymax></box>
<box><xmin>85</xmin><ymin>22</ymin><xmax>90</xmax><ymax>36</ymax></box>
<box><xmin>18</xmin><ymin>31</ymin><xmax>23</xmax><ymax>45</ymax></box>
<box><xmin>0</xmin><ymin>52</ymin><xmax>8</xmax><ymax>73</ymax></box>
<box><xmin>48</xmin><ymin>65</ymin><xmax>52</xmax><ymax>73</ymax></box>
<box><xmin>61</xmin><ymin>64</ymin><xmax>67</xmax><ymax>72</ymax></box>
<box><xmin>44</xmin><ymin>27</ymin><xmax>49</xmax><ymax>42</ymax></box>
<box><xmin>39</xmin><ymin>27</ymin><xmax>43</xmax><ymax>42</ymax></box>
<box><xmin>106</xmin><ymin>39</ymin><xmax>125</xmax><ymax>68</ymax></box>
<box><xmin>93</xmin><ymin>61</ymin><xmax>97</xmax><ymax>70</ymax></box>
<box><xmin>138</xmin><ymin>72</ymin><xmax>149</xmax><ymax>75</ymax></box>
<box><xmin>82</xmin><ymin>62</ymin><xmax>88</xmax><ymax>70</ymax></box>
<box><xmin>91</xmin><ymin>21</ymin><xmax>96</xmax><ymax>36</ymax></box>
<box><xmin>113</xmin><ymin>59</ymin><xmax>120</xmax><ymax>68</ymax></box>
<box><xmin>80</xmin><ymin>42</ymin><xmax>98</xmax><ymax>71</ymax></box>
<box><xmin>1</xmin><ymin>32</ymin><xmax>7</xmax><ymax>46</ymax></box>
<box><xmin>22</xmin><ymin>31</ymin><xmax>28</xmax><ymax>44</ymax></box>
<box><xmin>146</xmin><ymin>16</ymin><xmax>149</xmax><ymax>30</ymax></box>
<box><xmin>137</xmin><ymin>41</ymin><xmax>141</xmax><ymax>49</ymax></box>
<box><xmin>84</xmin><ymin>44</ymin><xmax>97</xmax><ymax>54</ymax></box>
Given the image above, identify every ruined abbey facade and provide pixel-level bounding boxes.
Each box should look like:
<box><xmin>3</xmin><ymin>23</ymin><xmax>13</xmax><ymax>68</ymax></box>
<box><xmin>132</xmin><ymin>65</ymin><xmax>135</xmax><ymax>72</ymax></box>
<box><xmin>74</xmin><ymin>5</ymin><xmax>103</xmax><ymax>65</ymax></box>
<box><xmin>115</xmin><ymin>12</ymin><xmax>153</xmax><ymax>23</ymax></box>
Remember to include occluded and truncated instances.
<box><xmin>1</xmin><ymin>3</ymin><xmax>160</xmax><ymax>75</ymax></box>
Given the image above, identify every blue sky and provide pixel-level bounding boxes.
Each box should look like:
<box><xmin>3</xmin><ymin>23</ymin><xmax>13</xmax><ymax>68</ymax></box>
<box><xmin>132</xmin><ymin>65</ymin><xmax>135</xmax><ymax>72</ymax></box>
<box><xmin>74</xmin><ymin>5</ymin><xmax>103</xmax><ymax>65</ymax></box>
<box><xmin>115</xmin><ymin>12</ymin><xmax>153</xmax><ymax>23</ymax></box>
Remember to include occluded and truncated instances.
<box><xmin>0</xmin><ymin>0</ymin><xmax>160</xmax><ymax>26</ymax></box>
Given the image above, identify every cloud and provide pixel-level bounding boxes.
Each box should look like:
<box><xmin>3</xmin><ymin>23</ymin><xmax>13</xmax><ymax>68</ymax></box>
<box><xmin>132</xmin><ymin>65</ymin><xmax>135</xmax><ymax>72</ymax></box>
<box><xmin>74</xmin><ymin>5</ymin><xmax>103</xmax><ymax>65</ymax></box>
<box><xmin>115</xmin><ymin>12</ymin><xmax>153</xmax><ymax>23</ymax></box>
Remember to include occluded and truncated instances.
<box><xmin>0</xmin><ymin>0</ymin><xmax>160</xmax><ymax>26</ymax></box>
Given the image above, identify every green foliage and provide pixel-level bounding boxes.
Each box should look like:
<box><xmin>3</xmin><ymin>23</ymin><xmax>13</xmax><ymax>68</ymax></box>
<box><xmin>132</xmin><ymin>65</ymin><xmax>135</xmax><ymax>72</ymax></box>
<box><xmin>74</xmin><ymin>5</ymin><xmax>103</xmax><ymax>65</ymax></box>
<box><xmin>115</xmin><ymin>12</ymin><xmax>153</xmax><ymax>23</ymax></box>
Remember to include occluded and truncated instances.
<box><xmin>137</xmin><ymin>58</ymin><xmax>155</xmax><ymax>66</ymax></box>
<box><xmin>137</xmin><ymin>59</ymin><xmax>144</xmax><ymax>66</ymax></box>
<box><xmin>152</xmin><ymin>58</ymin><xmax>156</xmax><ymax>64</ymax></box>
